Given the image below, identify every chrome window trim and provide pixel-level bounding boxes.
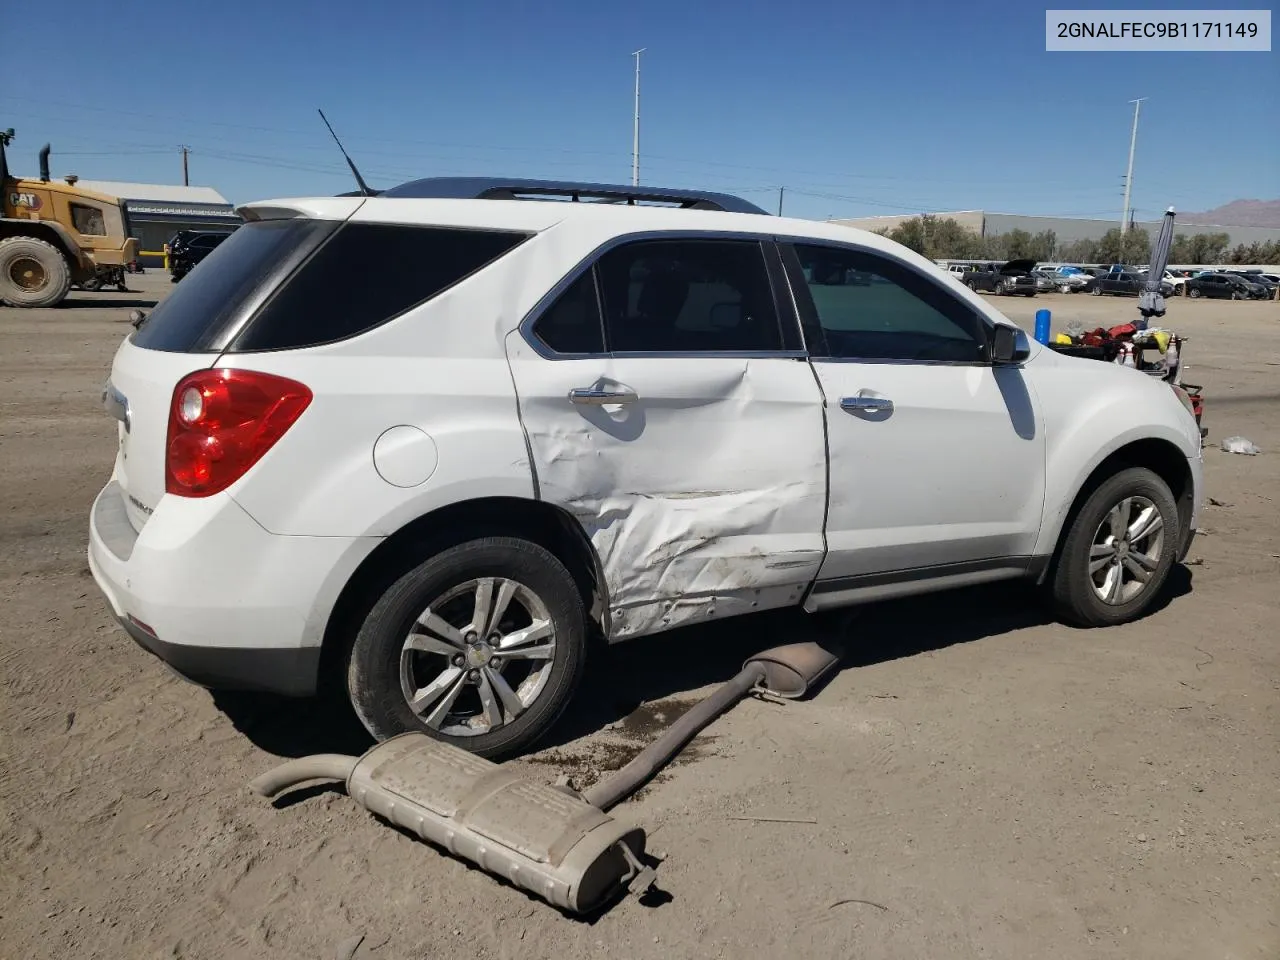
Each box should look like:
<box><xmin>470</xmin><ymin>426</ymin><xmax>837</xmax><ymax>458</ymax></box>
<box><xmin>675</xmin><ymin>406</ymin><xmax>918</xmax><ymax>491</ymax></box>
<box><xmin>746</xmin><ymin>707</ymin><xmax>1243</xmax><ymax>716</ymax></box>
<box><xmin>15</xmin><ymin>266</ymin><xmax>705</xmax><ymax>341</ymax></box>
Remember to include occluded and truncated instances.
<box><xmin>810</xmin><ymin>356</ymin><xmax>993</xmax><ymax>367</ymax></box>
<box><xmin>518</xmin><ymin>230</ymin><xmax>809</xmax><ymax>361</ymax></box>
<box><xmin>777</xmin><ymin>238</ymin><xmax>998</xmax><ymax>367</ymax></box>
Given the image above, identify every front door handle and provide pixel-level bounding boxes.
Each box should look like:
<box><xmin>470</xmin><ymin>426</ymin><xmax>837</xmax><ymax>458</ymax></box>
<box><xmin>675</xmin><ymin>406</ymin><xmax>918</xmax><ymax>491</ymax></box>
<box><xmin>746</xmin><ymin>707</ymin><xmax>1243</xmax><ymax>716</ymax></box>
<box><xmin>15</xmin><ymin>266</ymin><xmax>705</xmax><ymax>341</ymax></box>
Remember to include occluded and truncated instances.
<box><xmin>568</xmin><ymin>385</ymin><xmax>639</xmax><ymax>406</ymax></box>
<box><xmin>840</xmin><ymin>395</ymin><xmax>893</xmax><ymax>413</ymax></box>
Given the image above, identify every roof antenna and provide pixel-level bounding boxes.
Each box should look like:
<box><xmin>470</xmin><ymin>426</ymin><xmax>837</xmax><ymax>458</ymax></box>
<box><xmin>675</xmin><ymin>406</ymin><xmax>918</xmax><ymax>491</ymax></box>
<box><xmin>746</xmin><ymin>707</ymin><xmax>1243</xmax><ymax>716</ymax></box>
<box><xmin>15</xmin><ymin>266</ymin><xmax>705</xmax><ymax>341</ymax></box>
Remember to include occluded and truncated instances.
<box><xmin>317</xmin><ymin>109</ymin><xmax>375</xmax><ymax>197</ymax></box>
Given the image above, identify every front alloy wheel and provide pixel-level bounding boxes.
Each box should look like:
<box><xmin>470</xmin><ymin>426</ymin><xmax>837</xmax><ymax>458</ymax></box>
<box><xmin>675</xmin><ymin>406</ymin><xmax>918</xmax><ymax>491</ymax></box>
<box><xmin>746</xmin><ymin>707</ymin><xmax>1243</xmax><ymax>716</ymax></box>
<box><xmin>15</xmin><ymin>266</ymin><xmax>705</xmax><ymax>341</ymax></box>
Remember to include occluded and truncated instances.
<box><xmin>1087</xmin><ymin>496</ymin><xmax>1165</xmax><ymax>605</ymax></box>
<box><xmin>1049</xmin><ymin>467</ymin><xmax>1180</xmax><ymax>627</ymax></box>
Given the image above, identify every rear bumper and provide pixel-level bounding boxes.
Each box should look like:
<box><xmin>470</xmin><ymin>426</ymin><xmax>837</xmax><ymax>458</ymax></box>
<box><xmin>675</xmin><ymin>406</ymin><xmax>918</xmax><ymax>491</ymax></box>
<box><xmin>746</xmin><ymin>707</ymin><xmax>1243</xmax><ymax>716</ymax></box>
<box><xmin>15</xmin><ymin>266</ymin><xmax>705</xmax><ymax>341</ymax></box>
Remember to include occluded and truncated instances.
<box><xmin>117</xmin><ymin>612</ymin><xmax>321</xmax><ymax>695</ymax></box>
<box><xmin>88</xmin><ymin>480</ymin><xmax>380</xmax><ymax>697</ymax></box>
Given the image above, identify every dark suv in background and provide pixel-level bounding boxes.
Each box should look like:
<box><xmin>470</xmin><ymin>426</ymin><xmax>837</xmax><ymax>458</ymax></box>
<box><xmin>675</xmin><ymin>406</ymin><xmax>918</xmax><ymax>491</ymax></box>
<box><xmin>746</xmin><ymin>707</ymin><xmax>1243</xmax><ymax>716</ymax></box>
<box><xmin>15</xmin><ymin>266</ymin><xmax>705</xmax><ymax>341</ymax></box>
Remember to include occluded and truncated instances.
<box><xmin>166</xmin><ymin>229</ymin><xmax>236</xmax><ymax>281</ymax></box>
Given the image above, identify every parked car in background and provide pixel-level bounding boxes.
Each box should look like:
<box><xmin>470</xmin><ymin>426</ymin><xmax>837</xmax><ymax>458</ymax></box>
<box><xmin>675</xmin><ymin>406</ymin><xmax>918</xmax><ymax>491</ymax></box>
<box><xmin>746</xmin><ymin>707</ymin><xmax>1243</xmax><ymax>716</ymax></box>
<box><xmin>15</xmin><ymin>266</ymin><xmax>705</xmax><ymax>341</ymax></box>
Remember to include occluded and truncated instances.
<box><xmin>166</xmin><ymin>229</ymin><xmax>236</xmax><ymax>281</ymax></box>
<box><xmin>1224</xmin><ymin>271</ymin><xmax>1278</xmax><ymax>297</ymax></box>
<box><xmin>1084</xmin><ymin>270</ymin><xmax>1175</xmax><ymax>298</ymax></box>
<box><xmin>1184</xmin><ymin>272</ymin><xmax>1266</xmax><ymax>300</ymax></box>
<box><xmin>1031</xmin><ymin>269</ymin><xmax>1058</xmax><ymax>292</ymax></box>
<box><xmin>1034</xmin><ymin>267</ymin><xmax>1088</xmax><ymax>293</ymax></box>
<box><xmin>962</xmin><ymin>258</ymin><xmax>1038</xmax><ymax>296</ymax></box>
<box><xmin>88</xmin><ymin>177</ymin><xmax>1202</xmax><ymax>758</ymax></box>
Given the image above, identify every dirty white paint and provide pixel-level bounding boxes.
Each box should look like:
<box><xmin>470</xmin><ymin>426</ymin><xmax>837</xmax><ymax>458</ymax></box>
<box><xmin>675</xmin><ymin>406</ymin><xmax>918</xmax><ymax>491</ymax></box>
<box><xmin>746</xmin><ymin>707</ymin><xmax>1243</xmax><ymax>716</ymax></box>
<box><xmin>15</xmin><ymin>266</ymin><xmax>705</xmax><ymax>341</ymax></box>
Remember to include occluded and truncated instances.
<box><xmin>505</xmin><ymin>336</ymin><xmax>828</xmax><ymax>640</ymax></box>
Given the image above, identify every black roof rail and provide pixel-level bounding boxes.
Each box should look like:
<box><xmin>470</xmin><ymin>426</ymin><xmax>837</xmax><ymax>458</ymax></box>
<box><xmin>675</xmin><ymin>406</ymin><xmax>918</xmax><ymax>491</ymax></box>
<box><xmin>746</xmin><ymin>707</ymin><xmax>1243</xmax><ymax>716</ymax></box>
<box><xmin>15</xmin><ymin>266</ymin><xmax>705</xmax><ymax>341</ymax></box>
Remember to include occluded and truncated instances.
<box><xmin>376</xmin><ymin>176</ymin><xmax>770</xmax><ymax>215</ymax></box>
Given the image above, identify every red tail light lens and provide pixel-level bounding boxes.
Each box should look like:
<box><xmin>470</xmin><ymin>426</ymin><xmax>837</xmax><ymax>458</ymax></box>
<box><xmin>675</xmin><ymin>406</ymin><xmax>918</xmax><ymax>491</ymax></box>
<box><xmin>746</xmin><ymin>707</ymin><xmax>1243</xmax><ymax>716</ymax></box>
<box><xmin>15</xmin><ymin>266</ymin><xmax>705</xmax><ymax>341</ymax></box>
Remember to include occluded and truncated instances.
<box><xmin>165</xmin><ymin>368</ymin><xmax>312</xmax><ymax>497</ymax></box>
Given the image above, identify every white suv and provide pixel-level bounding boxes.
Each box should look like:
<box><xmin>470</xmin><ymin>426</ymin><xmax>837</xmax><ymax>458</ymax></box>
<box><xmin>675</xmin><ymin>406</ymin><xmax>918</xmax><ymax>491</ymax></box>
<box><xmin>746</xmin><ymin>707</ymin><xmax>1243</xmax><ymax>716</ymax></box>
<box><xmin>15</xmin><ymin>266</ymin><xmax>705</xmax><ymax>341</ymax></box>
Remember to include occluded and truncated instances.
<box><xmin>89</xmin><ymin>178</ymin><xmax>1204</xmax><ymax>758</ymax></box>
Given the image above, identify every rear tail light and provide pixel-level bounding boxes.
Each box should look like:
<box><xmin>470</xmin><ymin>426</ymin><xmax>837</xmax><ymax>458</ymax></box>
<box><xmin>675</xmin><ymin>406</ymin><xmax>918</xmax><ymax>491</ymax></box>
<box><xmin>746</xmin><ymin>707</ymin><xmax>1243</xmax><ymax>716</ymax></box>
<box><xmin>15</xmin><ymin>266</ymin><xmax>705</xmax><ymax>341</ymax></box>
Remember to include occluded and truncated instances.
<box><xmin>165</xmin><ymin>368</ymin><xmax>311</xmax><ymax>497</ymax></box>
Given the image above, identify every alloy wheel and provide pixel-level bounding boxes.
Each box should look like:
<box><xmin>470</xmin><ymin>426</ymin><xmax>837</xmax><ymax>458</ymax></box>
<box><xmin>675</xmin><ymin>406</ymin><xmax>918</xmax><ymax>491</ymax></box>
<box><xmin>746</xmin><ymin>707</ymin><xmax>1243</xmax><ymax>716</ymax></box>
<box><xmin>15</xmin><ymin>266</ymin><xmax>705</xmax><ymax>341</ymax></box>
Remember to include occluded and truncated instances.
<box><xmin>399</xmin><ymin>577</ymin><xmax>557</xmax><ymax>737</ymax></box>
<box><xmin>1088</xmin><ymin>495</ymin><xmax>1165</xmax><ymax>605</ymax></box>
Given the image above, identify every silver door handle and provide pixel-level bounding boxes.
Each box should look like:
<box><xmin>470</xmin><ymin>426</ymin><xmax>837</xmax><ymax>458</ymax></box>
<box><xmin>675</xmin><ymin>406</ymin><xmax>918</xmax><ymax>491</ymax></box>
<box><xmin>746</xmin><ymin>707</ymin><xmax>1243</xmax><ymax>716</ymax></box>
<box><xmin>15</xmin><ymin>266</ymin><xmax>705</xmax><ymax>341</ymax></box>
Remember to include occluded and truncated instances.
<box><xmin>840</xmin><ymin>396</ymin><xmax>893</xmax><ymax>412</ymax></box>
<box><xmin>569</xmin><ymin>386</ymin><xmax>638</xmax><ymax>405</ymax></box>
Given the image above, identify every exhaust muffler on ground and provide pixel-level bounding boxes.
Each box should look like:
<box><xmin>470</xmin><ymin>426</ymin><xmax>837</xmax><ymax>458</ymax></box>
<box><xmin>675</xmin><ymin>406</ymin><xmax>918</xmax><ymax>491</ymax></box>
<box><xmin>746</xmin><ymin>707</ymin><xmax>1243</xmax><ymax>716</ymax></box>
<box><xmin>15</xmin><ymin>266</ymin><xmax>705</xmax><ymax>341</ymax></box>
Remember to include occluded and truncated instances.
<box><xmin>249</xmin><ymin>641</ymin><xmax>840</xmax><ymax>914</ymax></box>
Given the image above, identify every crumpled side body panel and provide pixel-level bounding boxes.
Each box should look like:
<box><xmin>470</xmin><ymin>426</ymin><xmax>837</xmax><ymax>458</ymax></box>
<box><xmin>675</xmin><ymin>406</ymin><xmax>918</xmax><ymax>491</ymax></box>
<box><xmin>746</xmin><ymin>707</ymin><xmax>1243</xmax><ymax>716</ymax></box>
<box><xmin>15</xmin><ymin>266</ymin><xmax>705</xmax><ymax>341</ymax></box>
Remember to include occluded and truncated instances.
<box><xmin>507</xmin><ymin>332</ymin><xmax>828</xmax><ymax>641</ymax></box>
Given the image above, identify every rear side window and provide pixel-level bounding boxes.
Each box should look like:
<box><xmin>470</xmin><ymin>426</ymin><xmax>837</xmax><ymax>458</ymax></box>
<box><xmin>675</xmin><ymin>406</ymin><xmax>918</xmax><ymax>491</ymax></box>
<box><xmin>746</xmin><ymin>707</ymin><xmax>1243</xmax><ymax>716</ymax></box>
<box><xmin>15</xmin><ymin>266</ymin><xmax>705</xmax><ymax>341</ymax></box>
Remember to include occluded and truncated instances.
<box><xmin>132</xmin><ymin>219</ymin><xmax>335</xmax><ymax>353</ymax></box>
<box><xmin>231</xmin><ymin>224</ymin><xmax>528</xmax><ymax>351</ymax></box>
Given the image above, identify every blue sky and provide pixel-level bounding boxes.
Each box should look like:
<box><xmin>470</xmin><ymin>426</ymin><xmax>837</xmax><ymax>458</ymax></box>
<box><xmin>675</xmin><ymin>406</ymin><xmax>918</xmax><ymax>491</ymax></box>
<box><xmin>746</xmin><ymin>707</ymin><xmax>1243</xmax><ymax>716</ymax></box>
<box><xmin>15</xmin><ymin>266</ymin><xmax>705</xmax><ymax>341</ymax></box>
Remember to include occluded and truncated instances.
<box><xmin>3</xmin><ymin>0</ymin><xmax>1276</xmax><ymax>221</ymax></box>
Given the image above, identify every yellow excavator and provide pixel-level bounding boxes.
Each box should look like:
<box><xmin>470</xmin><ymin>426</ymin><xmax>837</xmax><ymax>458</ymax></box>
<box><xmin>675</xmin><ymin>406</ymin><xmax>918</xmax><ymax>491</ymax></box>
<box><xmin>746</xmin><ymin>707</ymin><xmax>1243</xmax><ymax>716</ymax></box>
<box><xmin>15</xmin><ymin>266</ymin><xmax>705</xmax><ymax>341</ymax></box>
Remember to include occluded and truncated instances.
<box><xmin>1</xmin><ymin>129</ymin><xmax>138</xmax><ymax>307</ymax></box>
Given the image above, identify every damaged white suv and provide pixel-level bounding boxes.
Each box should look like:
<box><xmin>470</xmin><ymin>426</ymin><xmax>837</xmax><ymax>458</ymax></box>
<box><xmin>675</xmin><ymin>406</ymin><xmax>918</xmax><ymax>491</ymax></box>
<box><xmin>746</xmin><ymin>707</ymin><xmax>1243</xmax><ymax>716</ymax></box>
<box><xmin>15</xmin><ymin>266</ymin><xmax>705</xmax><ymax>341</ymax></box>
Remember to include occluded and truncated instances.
<box><xmin>89</xmin><ymin>178</ymin><xmax>1203</xmax><ymax>758</ymax></box>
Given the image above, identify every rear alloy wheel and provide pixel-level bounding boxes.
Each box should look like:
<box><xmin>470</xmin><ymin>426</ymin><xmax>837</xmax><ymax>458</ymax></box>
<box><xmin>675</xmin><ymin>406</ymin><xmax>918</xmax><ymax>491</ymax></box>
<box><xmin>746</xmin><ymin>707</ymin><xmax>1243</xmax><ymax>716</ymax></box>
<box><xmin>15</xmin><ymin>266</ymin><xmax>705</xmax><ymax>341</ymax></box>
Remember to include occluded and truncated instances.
<box><xmin>0</xmin><ymin>236</ymin><xmax>72</xmax><ymax>308</ymax></box>
<box><xmin>1049</xmin><ymin>467</ymin><xmax>1179</xmax><ymax>627</ymax></box>
<box><xmin>1188</xmin><ymin>287</ymin><xmax>1201</xmax><ymax>298</ymax></box>
<box><xmin>1091</xmin><ymin>284</ymin><xmax>1103</xmax><ymax>296</ymax></box>
<box><xmin>347</xmin><ymin>537</ymin><xmax>587</xmax><ymax>759</ymax></box>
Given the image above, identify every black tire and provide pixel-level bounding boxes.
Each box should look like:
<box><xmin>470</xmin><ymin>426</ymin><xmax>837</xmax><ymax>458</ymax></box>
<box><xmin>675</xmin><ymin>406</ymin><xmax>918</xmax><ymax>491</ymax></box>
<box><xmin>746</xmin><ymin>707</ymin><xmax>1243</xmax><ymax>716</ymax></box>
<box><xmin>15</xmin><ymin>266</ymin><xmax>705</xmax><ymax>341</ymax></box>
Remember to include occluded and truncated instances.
<box><xmin>347</xmin><ymin>537</ymin><xmax>587</xmax><ymax>759</ymax></box>
<box><xmin>82</xmin><ymin>277</ymin><xmax>102</xmax><ymax>292</ymax></box>
<box><xmin>1090</xmin><ymin>284</ymin><xmax>1103</xmax><ymax>296</ymax></box>
<box><xmin>1188</xmin><ymin>286</ymin><xmax>1201</xmax><ymax>298</ymax></box>
<box><xmin>1049</xmin><ymin>467</ymin><xmax>1180</xmax><ymax>628</ymax></box>
<box><xmin>0</xmin><ymin>236</ymin><xmax>72</xmax><ymax>307</ymax></box>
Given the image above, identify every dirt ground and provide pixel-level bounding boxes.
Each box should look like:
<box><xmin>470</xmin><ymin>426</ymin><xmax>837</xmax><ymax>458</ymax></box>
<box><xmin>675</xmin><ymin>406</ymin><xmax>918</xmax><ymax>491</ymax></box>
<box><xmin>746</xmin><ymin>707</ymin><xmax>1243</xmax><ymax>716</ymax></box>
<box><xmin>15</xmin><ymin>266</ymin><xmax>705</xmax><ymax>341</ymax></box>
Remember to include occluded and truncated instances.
<box><xmin>2</xmin><ymin>274</ymin><xmax>1277</xmax><ymax>960</ymax></box>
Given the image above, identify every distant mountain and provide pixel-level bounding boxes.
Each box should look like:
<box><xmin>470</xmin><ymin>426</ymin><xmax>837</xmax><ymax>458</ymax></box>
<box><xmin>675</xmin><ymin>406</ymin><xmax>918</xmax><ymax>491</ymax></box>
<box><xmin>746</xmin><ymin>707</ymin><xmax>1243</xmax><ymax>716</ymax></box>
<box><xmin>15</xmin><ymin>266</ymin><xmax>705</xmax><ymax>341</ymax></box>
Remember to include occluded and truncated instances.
<box><xmin>1181</xmin><ymin>199</ymin><xmax>1280</xmax><ymax>228</ymax></box>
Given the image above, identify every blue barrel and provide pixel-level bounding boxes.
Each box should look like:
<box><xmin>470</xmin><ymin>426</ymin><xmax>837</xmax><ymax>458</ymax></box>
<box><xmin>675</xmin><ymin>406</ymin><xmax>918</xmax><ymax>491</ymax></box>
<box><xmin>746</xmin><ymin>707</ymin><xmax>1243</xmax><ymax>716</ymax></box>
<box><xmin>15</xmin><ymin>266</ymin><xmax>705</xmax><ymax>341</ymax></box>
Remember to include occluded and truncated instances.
<box><xmin>1034</xmin><ymin>309</ymin><xmax>1051</xmax><ymax>345</ymax></box>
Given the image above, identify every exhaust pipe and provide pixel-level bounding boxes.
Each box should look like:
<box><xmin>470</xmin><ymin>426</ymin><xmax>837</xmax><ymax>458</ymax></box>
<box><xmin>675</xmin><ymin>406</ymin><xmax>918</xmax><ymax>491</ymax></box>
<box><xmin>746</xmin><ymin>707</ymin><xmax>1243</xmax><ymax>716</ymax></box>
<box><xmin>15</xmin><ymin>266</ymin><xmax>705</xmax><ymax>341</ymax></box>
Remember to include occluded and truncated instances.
<box><xmin>38</xmin><ymin>144</ymin><xmax>50</xmax><ymax>182</ymax></box>
<box><xmin>250</xmin><ymin>640</ymin><xmax>841</xmax><ymax>914</ymax></box>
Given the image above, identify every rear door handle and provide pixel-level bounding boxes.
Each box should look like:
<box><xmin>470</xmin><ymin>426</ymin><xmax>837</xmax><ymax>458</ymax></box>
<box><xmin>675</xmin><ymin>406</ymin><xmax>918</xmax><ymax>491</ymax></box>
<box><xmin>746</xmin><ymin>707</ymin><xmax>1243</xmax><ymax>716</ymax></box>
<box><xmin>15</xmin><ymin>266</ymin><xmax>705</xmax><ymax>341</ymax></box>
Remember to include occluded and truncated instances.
<box><xmin>840</xmin><ymin>396</ymin><xmax>893</xmax><ymax>413</ymax></box>
<box><xmin>569</xmin><ymin>386</ymin><xmax>638</xmax><ymax>405</ymax></box>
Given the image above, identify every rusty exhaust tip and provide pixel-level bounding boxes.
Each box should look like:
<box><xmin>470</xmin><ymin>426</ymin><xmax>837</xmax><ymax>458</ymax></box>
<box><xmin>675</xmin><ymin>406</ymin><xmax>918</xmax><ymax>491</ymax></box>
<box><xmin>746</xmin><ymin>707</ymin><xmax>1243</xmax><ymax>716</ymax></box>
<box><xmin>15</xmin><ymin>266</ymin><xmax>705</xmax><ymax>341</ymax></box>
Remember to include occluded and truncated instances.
<box><xmin>745</xmin><ymin>641</ymin><xmax>843</xmax><ymax>699</ymax></box>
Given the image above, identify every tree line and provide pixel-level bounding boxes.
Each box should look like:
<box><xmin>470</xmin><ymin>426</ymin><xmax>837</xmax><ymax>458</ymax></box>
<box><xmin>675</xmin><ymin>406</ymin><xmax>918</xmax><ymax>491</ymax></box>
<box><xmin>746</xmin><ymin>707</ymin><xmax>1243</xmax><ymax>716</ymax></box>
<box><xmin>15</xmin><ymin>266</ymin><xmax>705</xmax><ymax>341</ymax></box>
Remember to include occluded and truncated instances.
<box><xmin>873</xmin><ymin>215</ymin><xmax>1280</xmax><ymax>265</ymax></box>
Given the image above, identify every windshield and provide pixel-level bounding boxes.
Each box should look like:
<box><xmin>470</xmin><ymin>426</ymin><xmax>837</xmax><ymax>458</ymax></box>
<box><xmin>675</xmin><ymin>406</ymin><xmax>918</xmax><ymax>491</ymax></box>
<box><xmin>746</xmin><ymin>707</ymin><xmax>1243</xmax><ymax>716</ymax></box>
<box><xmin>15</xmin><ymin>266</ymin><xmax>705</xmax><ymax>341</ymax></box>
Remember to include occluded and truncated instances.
<box><xmin>131</xmin><ymin>219</ymin><xmax>337</xmax><ymax>353</ymax></box>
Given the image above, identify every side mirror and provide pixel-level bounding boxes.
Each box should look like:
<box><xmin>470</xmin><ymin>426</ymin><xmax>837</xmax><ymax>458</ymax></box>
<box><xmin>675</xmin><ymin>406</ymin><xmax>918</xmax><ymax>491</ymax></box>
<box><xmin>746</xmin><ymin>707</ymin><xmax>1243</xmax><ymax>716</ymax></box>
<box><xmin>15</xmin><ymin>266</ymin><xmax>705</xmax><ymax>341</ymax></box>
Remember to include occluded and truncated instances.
<box><xmin>990</xmin><ymin>324</ymin><xmax>1030</xmax><ymax>365</ymax></box>
<box><xmin>129</xmin><ymin>309</ymin><xmax>146</xmax><ymax>329</ymax></box>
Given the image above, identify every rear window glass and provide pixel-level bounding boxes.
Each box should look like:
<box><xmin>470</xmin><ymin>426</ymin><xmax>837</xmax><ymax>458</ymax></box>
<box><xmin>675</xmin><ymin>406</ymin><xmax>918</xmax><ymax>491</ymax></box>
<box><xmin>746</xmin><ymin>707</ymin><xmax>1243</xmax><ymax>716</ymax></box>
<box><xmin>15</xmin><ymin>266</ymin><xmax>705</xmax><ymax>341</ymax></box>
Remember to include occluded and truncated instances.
<box><xmin>230</xmin><ymin>224</ymin><xmax>529</xmax><ymax>352</ymax></box>
<box><xmin>132</xmin><ymin>219</ymin><xmax>335</xmax><ymax>353</ymax></box>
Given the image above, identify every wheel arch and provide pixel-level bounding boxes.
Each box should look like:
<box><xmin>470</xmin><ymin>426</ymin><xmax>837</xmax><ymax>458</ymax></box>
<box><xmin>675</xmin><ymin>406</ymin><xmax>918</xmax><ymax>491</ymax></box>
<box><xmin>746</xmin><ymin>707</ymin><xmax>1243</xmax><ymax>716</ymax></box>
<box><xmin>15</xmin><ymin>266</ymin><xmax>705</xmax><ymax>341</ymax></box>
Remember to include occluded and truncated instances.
<box><xmin>0</xmin><ymin>219</ymin><xmax>86</xmax><ymax>272</ymax></box>
<box><xmin>317</xmin><ymin>496</ymin><xmax>608</xmax><ymax>692</ymax></box>
<box><xmin>1038</xmin><ymin>437</ymin><xmax>1193</xmax><ymax>584</ymax></box>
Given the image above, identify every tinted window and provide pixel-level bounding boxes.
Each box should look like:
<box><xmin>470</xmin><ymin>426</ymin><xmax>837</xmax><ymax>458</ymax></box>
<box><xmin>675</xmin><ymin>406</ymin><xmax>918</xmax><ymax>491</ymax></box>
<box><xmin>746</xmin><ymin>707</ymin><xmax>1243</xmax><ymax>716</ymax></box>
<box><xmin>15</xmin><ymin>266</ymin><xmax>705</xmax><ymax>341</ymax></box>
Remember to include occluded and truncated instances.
<box><xmin>791</xmin><ymin>244</ymin><xmax>985</xmax><ymax>363</ymax></box>
<box><xmin>232</xmin><ymin>224</ymin><xmax>528</xmax><ymax>351</ymax></box>
<box><xmin>530</xmin><ymin>272</ymin><xmax>604</xmax><ymax>354</ymax></box>
<box><xmin>595</xmin><ymin>239</ymin><xmax>783</xmax><ymax>353</ymax></box>
<box><xmin>132</xmin><ymin>219</ymin><xmax>336</xmax><ymax>353</ymax></box>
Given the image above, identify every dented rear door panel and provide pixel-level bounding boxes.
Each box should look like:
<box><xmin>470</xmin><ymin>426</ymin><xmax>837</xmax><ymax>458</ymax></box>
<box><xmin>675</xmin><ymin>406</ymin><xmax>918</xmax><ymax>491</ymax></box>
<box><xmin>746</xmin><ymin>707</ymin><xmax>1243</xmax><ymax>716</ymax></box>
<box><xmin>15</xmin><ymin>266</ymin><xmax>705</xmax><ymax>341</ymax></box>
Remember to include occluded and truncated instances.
<box><xmin>506</xmin><ymin>333</ymin><xmax>827</xmax><ymax>640</ymax></box>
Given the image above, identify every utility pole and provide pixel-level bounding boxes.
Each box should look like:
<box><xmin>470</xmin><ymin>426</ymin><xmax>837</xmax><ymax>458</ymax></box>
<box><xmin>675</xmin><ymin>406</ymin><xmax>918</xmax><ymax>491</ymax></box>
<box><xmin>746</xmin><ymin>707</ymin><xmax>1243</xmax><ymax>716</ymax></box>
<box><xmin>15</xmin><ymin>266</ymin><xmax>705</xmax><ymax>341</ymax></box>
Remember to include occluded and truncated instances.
<box><xmin>777</xmin><ymin>186</ymin><xmax>784</xmax><ymax>216</ymax></box>
<box><xmin>180</xmin><ymin>145</ymin><xmax>190</xmax><ymax>186</ymax></box>
<box><xmin>1121</xmin><ymin>98</ymin><xmax>1145</xmax><ymax>234</ymax></box>
<box><xmin>632</xmin><ymin>48</ymin><xmax>645</xmax><ymax>187</ymax></box>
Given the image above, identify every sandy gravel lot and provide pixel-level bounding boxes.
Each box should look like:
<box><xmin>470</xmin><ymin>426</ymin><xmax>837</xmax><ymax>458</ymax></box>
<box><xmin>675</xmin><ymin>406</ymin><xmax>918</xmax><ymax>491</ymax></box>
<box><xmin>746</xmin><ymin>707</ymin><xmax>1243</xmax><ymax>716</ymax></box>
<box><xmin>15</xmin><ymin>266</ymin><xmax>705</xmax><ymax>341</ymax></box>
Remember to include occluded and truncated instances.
<box><xmin>2</xmin><ymin>274</ymin><xmax>1277</xmax><ymax>959</ymax></box>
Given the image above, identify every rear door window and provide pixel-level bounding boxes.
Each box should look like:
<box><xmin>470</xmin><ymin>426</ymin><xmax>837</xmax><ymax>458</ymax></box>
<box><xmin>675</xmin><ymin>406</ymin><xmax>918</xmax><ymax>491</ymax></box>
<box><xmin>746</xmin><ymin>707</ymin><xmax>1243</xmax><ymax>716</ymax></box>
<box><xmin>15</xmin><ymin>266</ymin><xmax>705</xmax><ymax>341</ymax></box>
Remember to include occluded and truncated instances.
<box><xmin>529</xmin><ymin>272</ymin><xmax>605</xmax><ymax>354</ymax></box>
<box><xmin>594</xmin><ymin>239</ymin><xmax>785</xmax><ymax>353</ymax></box>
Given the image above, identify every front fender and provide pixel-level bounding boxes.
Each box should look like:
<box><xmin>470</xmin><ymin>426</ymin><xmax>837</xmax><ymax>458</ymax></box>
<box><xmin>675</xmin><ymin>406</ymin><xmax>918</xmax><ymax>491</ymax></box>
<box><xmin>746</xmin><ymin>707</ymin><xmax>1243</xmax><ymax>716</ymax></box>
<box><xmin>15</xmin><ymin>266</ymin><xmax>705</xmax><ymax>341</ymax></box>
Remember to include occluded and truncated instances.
<box><xmin>1029</xmin><ymin>354</ymin><xmax>1202</xmax><ymax>557</ymax></box>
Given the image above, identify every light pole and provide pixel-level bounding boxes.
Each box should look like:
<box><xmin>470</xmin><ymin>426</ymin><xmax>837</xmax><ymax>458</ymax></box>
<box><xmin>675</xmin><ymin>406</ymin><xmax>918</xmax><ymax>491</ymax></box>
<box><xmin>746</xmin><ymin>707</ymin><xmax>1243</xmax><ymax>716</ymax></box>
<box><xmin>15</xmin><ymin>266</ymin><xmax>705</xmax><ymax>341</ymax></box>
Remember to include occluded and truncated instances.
<box><xmin>1121</xmin><ymin>98</ymin><xmax>1146</xmax><ymax>235</ymax></box>
<box><xmin>632</xmin><ymin>48</ymin><xmax>645</xmax><ymax>187</ymax></box>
